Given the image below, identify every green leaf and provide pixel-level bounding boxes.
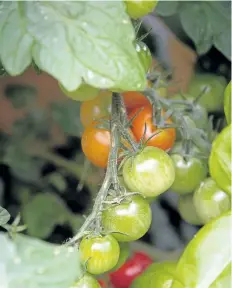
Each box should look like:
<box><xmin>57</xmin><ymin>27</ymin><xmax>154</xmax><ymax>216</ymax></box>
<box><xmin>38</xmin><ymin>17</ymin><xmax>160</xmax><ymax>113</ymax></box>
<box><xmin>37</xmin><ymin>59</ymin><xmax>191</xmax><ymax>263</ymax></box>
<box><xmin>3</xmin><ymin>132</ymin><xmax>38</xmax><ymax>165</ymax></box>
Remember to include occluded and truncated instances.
<box><xmin>209</xmin><ymin>124</ymin><xmax>232</xmax><ymax>196</ymax></box>
<box><xmin>51</xmin><ymin>100</ymin><xmax>83</xmax><ymax>137</ymax></box>
<box><xmin>4</xmin><ymin>84</ymin><xmax>37</xmax><ymax>108</ymax></box>
<box><xmin>0</xmin><ymin>2</ymin><xmax>33</xmax><ymax>75</ymax></box>
<box><xmin>22</xmin><ymin>192</ymin><xmax>70</xmax><ymax>238</ymax></box>
<box><xmin>0</xmin><ymin>206</ymin><xmax>10</xmax><ymax>226</ymax></box>
<box><xmin>46</xmin><ymin>172</ymin><xmax>67</xmax><ymax>192</ymax></box>
<box><xmin>214</xmin><ymin>27</ymin><xmax>231</xmax><ymax>61</ymax></box>
<box><xmin>180</xmin><ymin>3</ymin><xmax>213</xmax><ymax>55</ymax></box>
<box><xmin>156</xmin><ymin>1</ymin><xmax>179</xmax><ymax>17</ymax></box>
<box><xmin>0</xmin><ymin>232</ymin><xmax>82</xmax><ymax>288</ymax></box>
<box><xmin>172</xmin><ymin>212</ymin><xmax>231</xmax><ymax>287</ymax></box>
<box><xmin>0</xmin><ymin>1</ymin><xmax>146</xmax><ymax>91</ymax></box>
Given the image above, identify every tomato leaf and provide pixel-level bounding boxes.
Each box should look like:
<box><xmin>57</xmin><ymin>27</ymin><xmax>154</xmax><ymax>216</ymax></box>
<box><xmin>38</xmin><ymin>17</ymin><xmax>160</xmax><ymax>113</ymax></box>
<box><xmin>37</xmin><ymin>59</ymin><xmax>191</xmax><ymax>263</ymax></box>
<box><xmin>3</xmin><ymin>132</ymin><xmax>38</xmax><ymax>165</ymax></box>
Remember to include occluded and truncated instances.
<box><xmin>0</xmin><ymin>1</ymin><xmax>146</xmax><ymax>91</ymax></box>
<box><xmin>209</xmin><ymin>124</ymin><xmax>232</xmax><ymax>196</ymax></box>
<box><xmin>0</xmin><ymin>206</ymin><xmax>10</xmax><ymax>226</ymax></box>
<box><xmin>172</xmin><ymin>212</ymin><xmax>232</xmax><ymax>287</ymax></box>
<box><xmin>22</xmin><ymin>192</ymin><xmax>70</xmax><ymax>238</ymax></box>
<box><xmin>155</xmin><ymin>1</ymin><xmax>179</xmax><ymax>17</ymax></box>
<box><xmin>0</xmin><ymin>232</ymin><xmax>82</xmax><ymax>288</ymax></box>
<box><xmin>180</xmin><ymin>2</ymin><xmax>213</xmax><ymax>55</ymax></box>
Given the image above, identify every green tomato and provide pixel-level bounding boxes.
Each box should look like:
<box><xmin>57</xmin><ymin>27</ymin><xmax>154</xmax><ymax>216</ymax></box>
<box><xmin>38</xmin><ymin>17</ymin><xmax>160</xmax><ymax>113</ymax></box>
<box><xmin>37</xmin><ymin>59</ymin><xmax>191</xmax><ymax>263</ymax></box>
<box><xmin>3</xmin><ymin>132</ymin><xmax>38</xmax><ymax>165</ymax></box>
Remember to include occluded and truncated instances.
<box><xmin>59</xmin><ymin>83</ymin><xmax>100</xmax><ymax>102</ymax></box>
<box><xmin>135</xmin><ymin>41</ymin><xmax>152</xmax><ymax>73</ymax></box>
<box><xmin>131</xmin><ymin>261</ymin><xmax>181</xmax><ymax>288</ymax></box>
<box><xmin>125</xmin><ymin>0</ymin><xmax>158</xmax><ymax>19</ymax></box>
<box><xmin>79</xmin><ymin>235</ymin><xmax>120</xmax><ymax>275</ymax></box>
<box><xmin>70</xmin><ymin>274</ymin><xmax>100</xmax><ymax>288</ymax></box>
<box><xmin>210</xmin><ymin>263</ymin><xmax>231</xmax><ymax>288</ymax></box>
<box><xmin>123</xmin><ymin>147</ymin><xmax>175</xmax><ymax>197</ymax></box>
<box><xmin>170</xmin><ymin>154</ymin><xmax>208</xmax><ymax>195</ymax></box>
<box><xmin>193</xmin><ymin>178</ymin><xmax>231</xmax><ymax>224</ymax></box>
<box><xmin>110</xmin><ymin>243</ymin><xmax>130</xmax><ymax>272</ymax></box>
<box><xmin>209</xmin><ymin>124</ymin><xmax>232</xmax><ymax>195</ymax></box>
<box><xmin>172</xmin><ymin>211</ymin><xmax>231</xmax><ymax>287</ymax></box>
<box><xmin>224</xmin><ymin>81</ymin><xmax>231</xmax><ymax>124</ymax></box>
<box><xmin>102</xmin><ymin>195</ymin><xmax>152</xmax><ymax>242</ymax></box>
<box><xmin>188</xmin><ymin>74</ymin><xmax>227</xmax><ymax>112</ymax></box>
<box><xmin>178</xmin><ymin>194</ymin><xmax>203</xmax><ymax>226</ymax></box>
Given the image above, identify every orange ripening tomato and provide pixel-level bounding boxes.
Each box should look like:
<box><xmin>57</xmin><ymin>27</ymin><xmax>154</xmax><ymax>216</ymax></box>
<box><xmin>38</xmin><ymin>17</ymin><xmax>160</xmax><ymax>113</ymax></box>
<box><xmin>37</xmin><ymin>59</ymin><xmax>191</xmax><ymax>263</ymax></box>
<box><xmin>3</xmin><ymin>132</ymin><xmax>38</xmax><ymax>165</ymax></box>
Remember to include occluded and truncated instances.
<box><xmin>81</xmin><ymin>120</ymin><xmax>111</xmax><ymax>168</ymax></box>
<box><xmin>80</xmin><ymin>90</ymin><xmax>112</xmax><ymax>127</ymax></box>
<box><xmin>129</xmin><ymin>104</ymin><xmax>176</xmax><ymax>151</ymax></box>
<box><xmin>122</xmin><ymin>91</ymin><xmax>150</xmax><ymax>112</ymax></box>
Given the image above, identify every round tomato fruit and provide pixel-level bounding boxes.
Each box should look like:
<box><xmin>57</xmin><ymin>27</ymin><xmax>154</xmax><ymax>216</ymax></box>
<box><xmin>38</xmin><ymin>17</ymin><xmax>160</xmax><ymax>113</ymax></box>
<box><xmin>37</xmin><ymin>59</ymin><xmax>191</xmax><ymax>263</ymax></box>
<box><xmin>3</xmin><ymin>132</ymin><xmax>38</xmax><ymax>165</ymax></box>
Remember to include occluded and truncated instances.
<box><xmin>135</xmin><ymin>41</ymin><xmax>152</xmax><ymax>73</ymax></box>
<box><xmin>123</xmin><ymin>146</ymin><xmax>175</xmax><ymax>197</ymax></box>
<box><xmin>193</xmin><ymin>178</ymin><xmax>231</xmax><ymax>224</ymax></box>
<box><xmin>125</xmin><ymin>0</ymin><xmax>158</xmax><ymax>19</ymax></box>
<box><xmin>129</xmin><ymin>104</ymin><xmax>176</xmax><ymax>151</ymax></box>
<box><xmin>81</xmin><ymin>120</ymin><xmax>110</xmax><ymax>168</ymax></box>
<box><xmin>109</xmin><ymin>251</ymin><xmax>153</xmax><ymax>288</ymax></box>
<box><xmin>79</xmin><ymin>235</ymin><xmax>120</xmax><ymax>275</ymax></box>
<box><xmin>110</xmin><ymin>243</ymin><xmax>130</xmax><ymax>272</ymax></box>
<box><xmin>102</xmin><ymin>195</ymin><xmax>152</xmax><ymax>242</ymax></box>
<box><xmin>71</xmin><ymin>274</ymin><xmax>101</xmax><ymax>288</ymax></box>
<box><xmin>178</xmin><ymin>194</ymin><xmax>203</xmax><ymax>226</ymax></box>
<box><xmin>170</xmin><ymin>154</ymin><xmax>208</xmax><ymax>195</ymax></box>
<box><xmin>59</xmin><ymin>83</ymin><xmax>100</xmax><ymax>102</ymax></box>
<box><xmin>80</xmin><ymin>90</ymin><xmax>112</xmax><ymax>127</ymax></box>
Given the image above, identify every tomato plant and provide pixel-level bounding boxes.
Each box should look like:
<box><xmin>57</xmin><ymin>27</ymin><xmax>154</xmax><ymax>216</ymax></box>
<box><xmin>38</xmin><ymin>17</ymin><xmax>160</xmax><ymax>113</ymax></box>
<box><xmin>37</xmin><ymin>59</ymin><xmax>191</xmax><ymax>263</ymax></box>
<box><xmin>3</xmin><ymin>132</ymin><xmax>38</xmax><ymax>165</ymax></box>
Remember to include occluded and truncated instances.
<box><xmin>102</xmin><ymin>195</ymin><xmax>152</xmax><ymax>242</ymax></box>
<box><xmin>123</xmin><ymin>146</ymin><xmax>175</xmax><ymax>197</ymax></box>
<box><xmin>193</xmin><ymin>178</ymin><xmax>231</xmax><ymax>224</ymax></box>
<box><xmin>109</xmin><ymin>251</ymin><xmax>153</xmax><ymax>288</ymax></box>
<box><xmin>59</xmin><ymin>83</ymin><xmax>100</xmax><ymax>102</ymax></box>
<box><xmin>209</xmin><ymin>124</ymin><xmax>232</xmax><ymax>195</ymax></box>
<box><xmin>71</xmin><ymin>274</ymin><xmax>101</xmax><ymax>288</ymax></box>
<box><xmin>80</xmin><ymin>91</ymin><xmax>112</xmax><ymax>127</ymax></box>
<box><xmin>81</xmin><ymin>120</ymin><xmax>110</xmax><ymax>168</ymax></box>
<box><xmin>224</xmin><ymin>81</ymin><xmax>231</xmax><ymax>124</ymax></box>
<box><xmin>129</xmin><ymin>105</ymin><xmax>176</xmax><ymax>151</ymax></box>
<box><xmin>79</xmin><ymin>235</ymin><xmax>120</xmax><ymax>275</ymax></box>
<box><xmin>124</xmin><ymin>0</ymin><xmax>158</xmax><ymax>19</ymax></box>
<box><xmin>135</xmin><ymin>41</ymin><xmax>152</xmax><ymax>73</ymax></box>
<box><xmin>170</xmin><ymin>154</ymin><xmax>208</xmax><ymax>195</ymax></box>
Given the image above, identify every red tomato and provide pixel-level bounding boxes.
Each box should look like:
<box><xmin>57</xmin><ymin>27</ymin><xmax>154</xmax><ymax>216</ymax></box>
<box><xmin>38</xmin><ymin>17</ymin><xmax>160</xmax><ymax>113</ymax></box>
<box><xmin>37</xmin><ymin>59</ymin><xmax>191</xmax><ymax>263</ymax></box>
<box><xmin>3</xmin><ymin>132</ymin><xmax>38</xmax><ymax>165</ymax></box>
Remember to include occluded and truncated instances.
<box><xmin>98</xmin><ymin>279</ymin><xmax>107</xmax><ymax>288</ymax></box>
<box><xmin>81</xmin><ymin>119</ymin><xmax>110</xmax><ymax>168</ymax></box>
<box><xmin>109</xmin><ymin>251</ymin><xmax>153</xmax><ymax>288</ymax></box>
<box><xmin>122</xmin><ymin>91</ymin><xmax>150</xmax><ymax>112</ymax></box>
<box><xmin>129</xmin><ymin>104</ymin><xmax>176</xmax><ymax>151</ymax></box>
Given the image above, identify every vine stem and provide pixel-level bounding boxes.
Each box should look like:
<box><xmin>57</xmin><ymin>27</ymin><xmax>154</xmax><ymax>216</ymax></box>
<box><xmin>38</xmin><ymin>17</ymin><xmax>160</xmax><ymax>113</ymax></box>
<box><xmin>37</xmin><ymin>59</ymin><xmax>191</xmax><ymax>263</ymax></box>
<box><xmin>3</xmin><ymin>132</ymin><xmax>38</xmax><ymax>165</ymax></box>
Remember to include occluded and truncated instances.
<box><xmin>65</xmin><ymin>93</ymin><xmax>121</xmax><ymax>245</ymax></box>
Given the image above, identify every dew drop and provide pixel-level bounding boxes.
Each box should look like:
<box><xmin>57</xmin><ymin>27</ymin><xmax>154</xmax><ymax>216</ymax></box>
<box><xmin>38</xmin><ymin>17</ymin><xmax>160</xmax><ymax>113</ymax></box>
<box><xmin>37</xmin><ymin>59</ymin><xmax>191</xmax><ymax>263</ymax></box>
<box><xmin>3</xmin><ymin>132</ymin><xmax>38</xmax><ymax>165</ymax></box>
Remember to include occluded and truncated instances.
<box><xmin>54</xmin><ymin>247</ymin><xmax>61</xmax><ymax>256</ymax></box>
<box><xmin>87</xmin><ymin>70</ymin><xmax>94</xmax><ymax>79</ymax></box>
<box><xmin>122</xmin><ymin>19</ymin><xmax>129</xmax><ymax>24</ymax></box>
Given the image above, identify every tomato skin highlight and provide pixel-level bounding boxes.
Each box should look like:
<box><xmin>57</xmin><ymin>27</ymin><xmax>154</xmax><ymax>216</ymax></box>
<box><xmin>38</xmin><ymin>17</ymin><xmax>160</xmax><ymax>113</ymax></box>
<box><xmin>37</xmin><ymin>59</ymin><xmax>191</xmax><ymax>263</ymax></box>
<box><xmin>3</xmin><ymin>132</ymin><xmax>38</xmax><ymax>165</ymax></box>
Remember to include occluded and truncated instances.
<box><xmin>102</xmin><ymin>195</ymin><xmax>152</xmax><ymax>242</ymax></box>
<box><xmin>170</xmin><ymin>154</ymin><xmax>208</xmax><ymax>195</ymax></box>
<box><xmin>71</xmin><ymin>273</ymin><xmax>101</xmax><ymax>288</ymax></box>
<box><xmin>109</xmin><ymin>251</ymin><xmax>153</xmax><ymax>288</ymax></box>
<box><xmin>129</xmin><ymin>105</ymin><xmax>176</xmax><ymax>151</ymax></box>
<box><xmin>80</xmin><ymin>91</ymin><xmax>112</xmax><ymax>127</ymax></box>
<box><xmin>79</xmin><ymin>235</ymin><xmax>120</xmax><ymax>275</ymax></box>
<box><xmin>81</xmin><ymin>120</ymin><xmax>110</xmax><ymax>168</ymax></box>
<box><xmin>123</xmin><ymin>146</ymin><xmax>175</xmax><ymax>197</ymax></box>
<box><xmin>193</xmin><ymin>178</ymin><xmax>231</xmax><ymax>224</ymax></box>
<box><xmin>125</xmin><ymin>0</ymin><xmax>158</xmax><ymax>19</ymax></box>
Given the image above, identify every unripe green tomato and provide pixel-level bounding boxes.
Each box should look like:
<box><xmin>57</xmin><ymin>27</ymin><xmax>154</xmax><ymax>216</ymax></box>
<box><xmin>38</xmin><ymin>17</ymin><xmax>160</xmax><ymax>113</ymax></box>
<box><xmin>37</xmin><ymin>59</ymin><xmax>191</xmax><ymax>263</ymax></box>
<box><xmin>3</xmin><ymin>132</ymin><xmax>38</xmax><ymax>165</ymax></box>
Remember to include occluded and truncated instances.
<box><xmin>224</xmin><ymin>81</ymin><xmax>231</xmax><ymax>124</ymax></box>
<box><xmin>131</xmin><ymin>261</ymin><xmax>180</xmax><ymax>288</ymax></box>
<box><xmin>193</xmin><ymin>178</ymin><xmax>231</xmax><ymax>224</ymax></box>
<box><xmin>178</xmin><ymin>194</ymin><xmax>203</xmax><ymax>226</ymax></box>
<box><xmin>102</xmin><ymin>195</ymin><xmax>152</xmax><ymax>242</ymax></box>
<box><xmin>110</xmin><ymin>243</ymin><xmax>130</xmax><ymax>272</ymax></box>
<box><xmin>170</xmin><ymin>154</ymin><xmax>208</xmax><ymax>195</ymax></box>
<box><xmin>59</xmin><ymin>83</ymin><xmax>100</xmax><ymax>102</ymax></box>
<box><xmin>135</xmin><ymin>41</ymin><xmax>152</xmax><ymax>73</ymax></box>
<box><xmin>79</xmin><ymin>235</ymin><xmax>120</xmax><ymax>275</ymax></box>
<box><xmin>125</xmin><ymin>0</ymin><xmax>158</xmax><ymax>19</ymax></box>
<box><xmin>70</xmin><ymin>274</ymin><xmax>100</xmax><ymax>288</ymax></box>
<box><xmin>209</xmin><ymin>124</ymin><xmax>232</xmax><ymax>195</ymax></box>
<box><xmin>188</xmin><ymin>74</ymin><xmax>227</xmax><ymax>112</ymax></box>
<box><xmin>123</xmin><ymin>147</ymin><xmax>175</xmax><ymax>198</ymax></box>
